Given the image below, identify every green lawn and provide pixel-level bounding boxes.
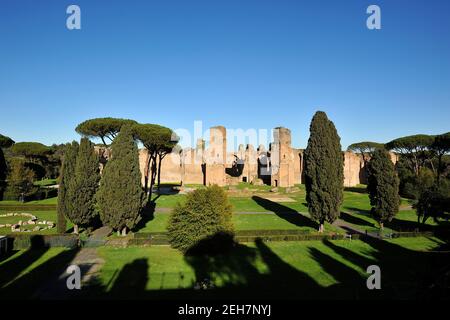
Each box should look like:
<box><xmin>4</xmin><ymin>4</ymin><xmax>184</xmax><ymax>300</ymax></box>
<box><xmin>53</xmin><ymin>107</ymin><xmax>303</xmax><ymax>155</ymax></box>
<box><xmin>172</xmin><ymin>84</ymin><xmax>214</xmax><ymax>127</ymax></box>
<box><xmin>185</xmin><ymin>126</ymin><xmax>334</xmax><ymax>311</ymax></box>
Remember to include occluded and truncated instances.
<box><xmin>135</xmin><ymin>212</ymin><xmax>341</xmax><ymax>233</ymax></box>
<box><xmin>2</xmin><ymin>236</ymin><xmax>445</xmax><ymax>299</ymax></box>
<box><xmin>147</xmin><ymin>184</ymin><xmax>431</xmax><ymax>235</ymax></box>
<box><xmin>0</xmin><ymin>184</ymin><xmax>435</xmax><ymax>236</ymax></box>
<box><xmin>33</xmin><ymin>179</ymin><xmax>57</xmax><ymax>187</ymax></box>
<box><xmin>84</xmin><ymin>236</ymin><xmax>450</xmax><ymax>299</ymax></box>
<box><xmin>0</xmin><ymin>197</ymin><xmax>57</xmax><ymax>206</ymax></box>
<box><xmin>339</xmin><ymin>187</ymin><xmax>443</xmax><ymax>233</ymax></box>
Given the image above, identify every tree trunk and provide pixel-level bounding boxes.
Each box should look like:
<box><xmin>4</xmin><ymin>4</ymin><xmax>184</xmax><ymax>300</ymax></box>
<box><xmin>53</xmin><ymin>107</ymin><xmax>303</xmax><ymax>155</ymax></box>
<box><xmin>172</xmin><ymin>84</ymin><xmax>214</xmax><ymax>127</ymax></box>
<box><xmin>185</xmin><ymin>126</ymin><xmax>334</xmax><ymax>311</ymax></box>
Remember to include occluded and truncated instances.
<box><xmin>413</xmin><ymin>154</ymin><xmax>419</xmax><ymax>176</ymax></box>
<box><xmin>74</xmin><ymin>224</ymin><xmax>79</xmax><ymax>234</ymax></box>
<box><xmin>437</xmin><ymin>154</ymin><xmax>443</xmax><ymax>184</ymax></box>
<box><xmin>144</xmin><ymin>152</ymin><xmax>151</xmax><ymax>193</ymax></box>
<box><xmin>157</xmin><ymin>154</ymin><xmax>163</xmax><ymax>192</ymax></box>
<box><xmin>318</xmin><ymin>223</ymin><xmax>324</xmax><ymax>233</ymax></box>
<box><xmin>149</xmin><ymin>155</ymin><xmax>157</xmax><ymax>202</ymax></box>
<box><xmin>101</xmin><ymin>136</ymin><xmax>107</xmax><ymax>147</ymax></box>
<box><xmin>121</xmin><ymin>227</ymin><xmax>127</xmax><ymax>236</ymax></box>
<box><xmin>429</xmin><ymin>160</ymin><xmax>436</xmax><ymax>177</ymax></box>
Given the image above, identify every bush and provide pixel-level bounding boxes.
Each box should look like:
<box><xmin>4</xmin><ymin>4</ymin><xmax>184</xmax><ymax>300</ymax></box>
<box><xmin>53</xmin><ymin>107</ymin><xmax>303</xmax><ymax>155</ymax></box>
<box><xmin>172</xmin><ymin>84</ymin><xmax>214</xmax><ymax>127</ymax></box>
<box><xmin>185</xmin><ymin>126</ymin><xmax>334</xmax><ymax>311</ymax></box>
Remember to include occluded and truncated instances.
<box><xmin>167</xmin><ymin>185</ymin><xmax>235</xmax><ymax>254</ymax></box>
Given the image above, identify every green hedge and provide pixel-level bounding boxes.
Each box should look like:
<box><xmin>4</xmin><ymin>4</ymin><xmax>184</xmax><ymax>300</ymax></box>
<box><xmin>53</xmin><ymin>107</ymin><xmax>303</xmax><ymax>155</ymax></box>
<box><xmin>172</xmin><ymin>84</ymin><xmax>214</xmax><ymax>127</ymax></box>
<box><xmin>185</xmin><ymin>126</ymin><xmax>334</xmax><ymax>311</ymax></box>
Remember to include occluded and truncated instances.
<box><xmin>6</xmin><ymin>234</ymin><xmax>79</xmax><ymax>249</ymax></box>
<box><xmin>235</xmin><ymin>229</ymin><xmax>311</xmax><ymax>236</ymax></box>
<box><xmin>132</xmin><ymin>231</ymin><xmax>347</xmax><ymax>245</ymax></box>
<box><xmin>236</xmin><ymin>233</ymin><xmax>347</xmax><ymax>243</ymax></box>
<box><xmin>134</xmin><ymin>232</ymin><xmax>167</xmax><ymax>239</ymax></box>
<box><xmin>390</xmin><ymin>231</ymin><xmax>435</xmax><ymax>239</ymax></box>
<box><xmin>1</xmin><ymin>186</ymin><xmax>57</xmax><ymax>202</ymax></box>
<box><xmin>0</xmin><ymin>204</ymin><xmax>57</xmax><ymax>211</ymax></box>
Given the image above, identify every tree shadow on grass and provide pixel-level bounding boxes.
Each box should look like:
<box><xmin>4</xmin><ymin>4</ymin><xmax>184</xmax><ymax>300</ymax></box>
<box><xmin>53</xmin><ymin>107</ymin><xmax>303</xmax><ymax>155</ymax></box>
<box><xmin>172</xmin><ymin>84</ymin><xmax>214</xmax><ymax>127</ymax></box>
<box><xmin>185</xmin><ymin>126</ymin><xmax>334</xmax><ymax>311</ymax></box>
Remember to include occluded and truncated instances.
<box><xmin>133</xmin><ymin>201</ymin><xmax>156</xmax><ymax>232</ymax></box>
<box><xmin>252</xmin><ymin>196</ymin><xmax>318</xmax><ymax>230</ymax></box>
<box><xmin>6</xmin><ymin>233</ymin><xmax>449</xmax><ymax>300</ymax></box>
<box><xmin>342</xmin><ymin>207</ymin><xmax>372</xmax><ymax>216</ymax></box>
<box><xmin>340</xmin><ymin>211</ymin><xmax>376</xmax><ymax>228</ymax></box>
<box><xmin>108</xmin><ymin>258</ymin><xmax>148</xmax><ymax>299</ymax></box>
<box><xmin>308</xmin><ymin>247</ymin><xmax>369</xmax><ymax>299</ymax></box>
<box><xmin>183</xmin><ymin>236</ymin><xmax>323</xmax><ymax>299</ymax></box>
<box><xmin>387</xmin><ymin>218</ymin><xmax>431</xmax><ymax>232</ymax></box>
<box><xmin>0</xmin><ymin>249</ymin><xmax>19</xmax><ymax>264</ymax></box>
<box><xmin>344</xmin><ymin>186</ymin><xmax>368</xmax><ymax>194</ymax></box>
<box><xmin>0</xmin><ymin>236</ymin><xmax>49</xmax><ymax>288</ymax></box>
<box><xmin>0</xmin><ymin>247</ymin><xmax>80</xmax><ymax>299</ymax></box>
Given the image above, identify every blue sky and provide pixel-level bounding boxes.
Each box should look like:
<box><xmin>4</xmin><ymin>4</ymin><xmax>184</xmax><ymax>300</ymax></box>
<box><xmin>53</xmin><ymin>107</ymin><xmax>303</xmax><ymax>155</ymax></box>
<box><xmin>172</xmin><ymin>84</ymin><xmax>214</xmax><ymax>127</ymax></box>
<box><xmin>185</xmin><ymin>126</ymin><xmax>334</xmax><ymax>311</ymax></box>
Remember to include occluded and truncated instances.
<box><xmin>0</xmin><ymin>0</ymin><xmax>449</xmax><ymax>150</ymax></box>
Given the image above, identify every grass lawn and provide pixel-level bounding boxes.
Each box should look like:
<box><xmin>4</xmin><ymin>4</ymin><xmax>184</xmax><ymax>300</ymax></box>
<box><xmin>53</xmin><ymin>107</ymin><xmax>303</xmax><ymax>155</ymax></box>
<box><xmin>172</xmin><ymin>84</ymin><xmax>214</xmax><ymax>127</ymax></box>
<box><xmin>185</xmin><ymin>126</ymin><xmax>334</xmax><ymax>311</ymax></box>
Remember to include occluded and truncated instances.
<box><xmin>0</xmin><ymin>236</ymin><xmax>447</xmax><ymax>299</ymax></box>
<box><xmin>0</xmin><ymin>184</ymin><xmax>439</xmax><ymax>236</ymax></box>
<box><xmin>339</xmin><ymin>186</ymin><xmax>444</xmax><ymax>233</ymax></box>
<box><xmin>135</xmin><ymin>212</ymin><xmax>341</xmax><ymax>233</ymax></box>
<box><xmin>0</xmin><ymin>248</ymin><xmax>67</xmax><ymax>287</ymax></box>
<box><xmin>146</xmin><ymin>184</ymin><xmax>432</xmax><ymax>235</ymax></box>
<box><xmin>0</xmin><ymin>197</ymin><xmax>57</xmax><ymax>206</ymax></box>
<box><xmin>90</xmin><ymin>237</ymin><xmax>448</xmax><ymax>299</ymax></box>
<box><xmin>33</xmin><ymin>179</ymin><xmax>57</xmax><ymax>187</ymax></box>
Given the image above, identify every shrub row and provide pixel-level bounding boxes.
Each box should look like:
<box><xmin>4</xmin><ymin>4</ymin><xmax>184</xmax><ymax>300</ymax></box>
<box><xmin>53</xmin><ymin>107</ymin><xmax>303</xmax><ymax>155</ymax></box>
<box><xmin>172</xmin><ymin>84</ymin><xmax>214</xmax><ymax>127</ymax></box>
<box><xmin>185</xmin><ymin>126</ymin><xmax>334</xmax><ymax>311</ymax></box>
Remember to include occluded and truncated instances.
<box><xmin>2</xmin><ymin>186</ymin><xmax>57</xmax><ymax>202</ymax></box>
<box><xmin>0</xmin><ymin>205</ymin><xmax>57</xmax><ymax>211</ymax></box>
<box><xmin>389</xmin><ymin>231</ymin><xmax>435</xmax><ymax>239</ymax></box>
<box><xmin>236</xmin><ymin>233</ymin><xmax>348</xmax><ymax>243</ymax></box>
<box><xmin>132</xmin><ymin>231</ymin><xmax>348</xmax><ymax>246</ymax></box>
<box><xmin>134</xmin><ymin>232</ymin><xmax>167</xmax><ymax>239</ymax></box>
<box><xmin>235</xmin><ymin>229</ymin><xmax>311</xmax><ymax>236</ymax></box>
<box><xmin>6</xmin><ymin>234</ymin><xmax>79</xmax><ymax>249</ymax></box>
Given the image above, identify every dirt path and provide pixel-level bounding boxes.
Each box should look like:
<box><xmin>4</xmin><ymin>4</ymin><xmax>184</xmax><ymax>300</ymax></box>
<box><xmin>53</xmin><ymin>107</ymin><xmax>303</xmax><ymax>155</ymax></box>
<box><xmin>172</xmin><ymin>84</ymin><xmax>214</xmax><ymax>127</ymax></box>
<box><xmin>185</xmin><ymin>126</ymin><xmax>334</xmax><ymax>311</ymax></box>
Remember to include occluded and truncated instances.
<box><xmin>333</xmin><ymin>219</ymin><xmax>381</xmax><ymax>239</ymax></box>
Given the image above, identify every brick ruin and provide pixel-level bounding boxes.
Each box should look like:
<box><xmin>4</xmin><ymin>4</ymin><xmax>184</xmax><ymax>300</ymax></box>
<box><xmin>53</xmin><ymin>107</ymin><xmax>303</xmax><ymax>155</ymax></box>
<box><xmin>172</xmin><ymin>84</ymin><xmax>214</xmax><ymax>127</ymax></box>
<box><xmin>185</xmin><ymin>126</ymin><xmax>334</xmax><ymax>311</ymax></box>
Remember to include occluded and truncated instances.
<box><xmin>96</xmin><ymin>126</ymin><xmax>398</xmax><ymax>188</ymax></box>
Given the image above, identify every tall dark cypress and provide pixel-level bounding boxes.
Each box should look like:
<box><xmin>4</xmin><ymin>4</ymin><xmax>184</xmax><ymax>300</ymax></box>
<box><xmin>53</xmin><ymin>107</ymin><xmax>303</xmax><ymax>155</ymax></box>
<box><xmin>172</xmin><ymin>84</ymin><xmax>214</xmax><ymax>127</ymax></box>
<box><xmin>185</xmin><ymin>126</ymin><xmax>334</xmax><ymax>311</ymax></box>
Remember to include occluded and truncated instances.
<box><xmin>304</xmin><ymin>111</ymin><xmax>344</xmax><ymax>232</ymax></box>
<box><xmin>96</xmin><ymin>125</ymin><xmax>147</xmax><ymax>236</ymax></box>
<box><xmin>367</xmin><ymin>148</ymin><xmax>400</xmax><ymax>230</ymax></box>
<box><xmin>66</xmin><ymin>138</ymin><xmax>100</xmax><ymax>233</ymax></box>
<box><xmin>57</xmin><ymin>141</ymin><xmax>79</xmax><ymax>233</ymax></box>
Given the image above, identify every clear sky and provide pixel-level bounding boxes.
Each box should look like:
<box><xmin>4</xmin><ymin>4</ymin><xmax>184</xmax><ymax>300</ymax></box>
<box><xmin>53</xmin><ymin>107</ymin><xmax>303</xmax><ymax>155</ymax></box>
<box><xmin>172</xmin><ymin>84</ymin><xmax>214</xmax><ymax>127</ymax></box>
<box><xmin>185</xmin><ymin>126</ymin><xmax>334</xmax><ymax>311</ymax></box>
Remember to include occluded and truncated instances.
<box><xmin>0</xmin><ymin>0</ymin><xmax>449</xmax><ymax>150</ymax></box>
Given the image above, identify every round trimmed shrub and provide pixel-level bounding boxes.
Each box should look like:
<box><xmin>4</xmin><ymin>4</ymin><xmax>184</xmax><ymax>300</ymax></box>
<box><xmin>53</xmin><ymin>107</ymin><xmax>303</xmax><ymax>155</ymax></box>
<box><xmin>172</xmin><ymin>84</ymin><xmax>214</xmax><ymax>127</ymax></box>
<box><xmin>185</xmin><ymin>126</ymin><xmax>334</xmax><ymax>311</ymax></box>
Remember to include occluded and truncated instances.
<box><xmin>167</xmin><ymin>185</ymin><xmax>234</xmax><ymax>255</ymax></box>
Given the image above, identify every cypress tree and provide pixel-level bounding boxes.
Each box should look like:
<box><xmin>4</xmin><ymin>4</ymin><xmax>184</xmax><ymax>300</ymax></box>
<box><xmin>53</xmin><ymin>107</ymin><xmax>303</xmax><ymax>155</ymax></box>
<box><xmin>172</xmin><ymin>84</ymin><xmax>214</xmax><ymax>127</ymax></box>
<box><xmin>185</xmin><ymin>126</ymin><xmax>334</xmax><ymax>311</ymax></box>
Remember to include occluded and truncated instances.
<box><xmin>96</xmin><ymin>125</ymin><xmax>147</xmax><ymax>236</ymax></box>
<box><xmin>66</xmin><ymin>138</ymin><xmax>100</xmax><ymax>234</ymax></box>
<box><xmin>56</xmin><ymin>141</ymin><xmax>79</xmax><ymax>234</ymax></box>
<box><xmin>304</xmin><ymin>111</ymin><xmax>344</xmax><ymax>232</ymax></box>
<box><xmin>0</xmin><ymin>134</ymin><xmax>15</xmax><ymax>200</ymax></box>
<box><xmin>0</xmin><ymin>149</ymin><xmax>7</xmax><ymax>200</ymax></box>
<box><xmin>367</xmin><ymin>148</ymin><xmax>400</xmax><ymax>230</ymax></box>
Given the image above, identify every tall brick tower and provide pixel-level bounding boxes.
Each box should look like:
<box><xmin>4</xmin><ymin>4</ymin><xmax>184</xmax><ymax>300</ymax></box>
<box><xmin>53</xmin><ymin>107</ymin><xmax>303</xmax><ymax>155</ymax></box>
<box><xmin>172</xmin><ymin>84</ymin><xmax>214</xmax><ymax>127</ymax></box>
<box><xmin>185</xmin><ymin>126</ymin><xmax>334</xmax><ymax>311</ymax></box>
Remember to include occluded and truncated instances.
<box><xmin>206</xmin><ymin>126</ymin><xmax>227</xmax><ymax>186</ymax></box>
<box><xmin>271</xmin><ymin>127</ymin><xmax>295</xmax><ymax>187</ymax></box>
